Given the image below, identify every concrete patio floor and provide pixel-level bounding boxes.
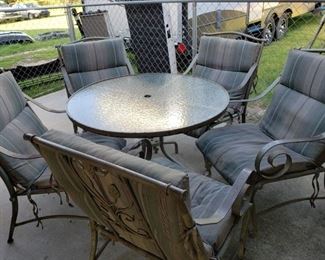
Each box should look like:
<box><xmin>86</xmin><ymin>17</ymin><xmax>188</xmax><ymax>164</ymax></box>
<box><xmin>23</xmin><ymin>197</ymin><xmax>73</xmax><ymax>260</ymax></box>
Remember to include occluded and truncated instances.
<box><xmin>0</xmin><ymin>90</ymin><xmax>324</xmax><ymax>260</ymax></box>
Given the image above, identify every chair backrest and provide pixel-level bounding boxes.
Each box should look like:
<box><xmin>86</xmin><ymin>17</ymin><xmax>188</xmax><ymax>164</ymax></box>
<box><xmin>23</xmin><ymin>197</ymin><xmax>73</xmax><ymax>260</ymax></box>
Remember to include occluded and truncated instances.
<box><xmin>59</xmin><ymin>38</ymin><xmax>132</xmax><ymax>96</ymax></box>
<box><xmin>259</xmin><ymin>50</ymin><xmax>325</xmax><ymax>163</ymax></box>
<box><xmin>193</xmin><ymin>35</ymin><xmax>262</xmax><ymax>99</ymax></box>
<box><xmin>0</xmin><ymin>72</ymin><xmax>47</xmax><ymax>188</ymax></box>
<box><xmin>29</xmin><ymin>129</ymin><xmax>208</xmax><ymax>260</ymax></box>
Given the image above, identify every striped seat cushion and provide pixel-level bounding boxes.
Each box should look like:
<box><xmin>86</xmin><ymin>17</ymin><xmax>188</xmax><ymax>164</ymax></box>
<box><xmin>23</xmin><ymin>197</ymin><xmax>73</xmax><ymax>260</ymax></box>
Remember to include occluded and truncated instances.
<box><xmin>189</xmin><ymin>173</ymin><xmax>235</xmax><ymax>252</ymax></box>
<box><xmin>196</xmin><ymin>124</ymin><xmax>316</xmax><ymax>184</ymax></box>
<box><xmin>259</xmin><ymin>50</ymin><xmax>325</xmax><ymax>163</ymax></box>
<box><xmin>0</xmin><ymin>72</ymin><xmax>127</xmax><ymax>189</ymax></box>
<box><xmin>78</xmin><ymin>131</ymin><xmax>126</xmax><ymax>151</ymax></box>
<box><xmin>0</xmin><ymin>72</ymin><xmax>48</xmax><ymax>188</ymax></box>
<box><xmin>41</xmin><ymin>129</ymin><xmax>189</xmax><ymax>192</ymax></box>
<box><xmin>60</xmin><ymin>38</ymin><xmax>130</xmax><ymax>93</ymax></box>
<box><xmin>151</xmin><ymin>157</ymin><xmax>238</xmax><ymax>254</ymax></box>
<box><xmin>0</xmin><ymin>107</ymin><xmax>48</xmax><ymax>188</ymax></box>
<box><xmin>193</xmin><ymin>36</ymin><xmax>261</xmax><ymax>98</ymax></box>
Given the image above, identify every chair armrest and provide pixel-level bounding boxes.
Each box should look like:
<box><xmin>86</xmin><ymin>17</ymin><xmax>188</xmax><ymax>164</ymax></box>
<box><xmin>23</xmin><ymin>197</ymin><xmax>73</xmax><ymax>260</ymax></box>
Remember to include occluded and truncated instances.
<box><xmin>298</xmin><ymin>48</ymin><xmax>325</xmax><ymax>54</ymax></box>
<box><xmin>183</xmin><ymin>54</ymin><xmax>198</xmax><ymax>75</ymax></box>
<box><xmin>255</xmin><ymin>132</ymin><xmax>325</xmax><ymax>179</ymax></box>
<box><xmin>194</xmin><ymin>168</ymin><xmax>252</xmax><ymax>225</ymax></box>
<box><xmin>0</xmin><ymin>145</ymin><xmax>41</xmax><ymax>160</ymax></box>
<box><xmin>126</xmin><ymin>58</ymin><xmax>135</xmax><ymax>75</ymax></box>
<box><xmin>229</xmin><ymin>77</ymin><xmax>280</xmax><ymax>104</ymax></box>
<box><xmin>227</xmin><ymin>63</ymin><xmax>258</xmax><ymax>99</ymax></box>
<box><xmin>203</xmin><ymin>31</ymin><xmax>267</xmax><ymax>44</ymax></box>
<box><xmin>24</xmin><ymin>93</ymin><xmax>66</xmax><ymax>114</ymax></box>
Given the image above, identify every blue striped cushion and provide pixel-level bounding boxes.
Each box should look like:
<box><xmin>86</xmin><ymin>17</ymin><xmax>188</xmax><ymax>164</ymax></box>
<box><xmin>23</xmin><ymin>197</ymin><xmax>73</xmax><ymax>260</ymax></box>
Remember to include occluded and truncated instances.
<box><xmin>260</xmin><ymin>50</ymin><xmax>325</xmax><ymax>162</ymax></box>
<box><xmin>193</xmin><ymin>65</ymin><xmax>246</xmax><ymax>95</ymax></box>
<box><xmin>79</xmin><ymin>131</ymin><xmax>126</xmax><ymax>151</ymax></box>
<box><xmin>196</xmin><ymin>124</ymin><xmax>316</xmax><ymax>184</ymax></box>
<box><xmin>193</xmin><ymin>36</ymin><xmax>260</xmax><ymax>98</ymax></box>
<box><xmin>0</xmin><ymin>107</ymin><xmax>48</xmax><ymax>188</ymax></box>
<box><xmin>196</xmin><ymin>37</ymin><xmax>260</xmax><ymax>72</ymax></box>
<box><xmin>68</xmin><ymin>66</ymin><xmax>129</xmax><ymax>92</ymax></box>
<box><xmin>60</xmin><ymin>38</ymin><xmax>130</xmax><ymax>93</ymax></box>
<box><xmin>0</xmin><ymin>72</ymin><xmax>26</xmax><ymax>131</ymax></box>
<box><xmin>0</xmin><ymin>72</ymin><xmax>47</xmax><ymax>188</ymax></box>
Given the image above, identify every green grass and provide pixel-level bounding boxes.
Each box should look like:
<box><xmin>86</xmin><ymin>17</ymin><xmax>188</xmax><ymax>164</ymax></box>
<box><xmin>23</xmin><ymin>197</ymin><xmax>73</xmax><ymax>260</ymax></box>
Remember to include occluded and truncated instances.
<box><xmin>0</xmin><ymin>12</ymin><xmax>323</xmax><ymax>99</ymax></box>
<box><xmin>255</xmin><ymin>13</ymin><xmax>324</xmax><ymax>107</ymax></box>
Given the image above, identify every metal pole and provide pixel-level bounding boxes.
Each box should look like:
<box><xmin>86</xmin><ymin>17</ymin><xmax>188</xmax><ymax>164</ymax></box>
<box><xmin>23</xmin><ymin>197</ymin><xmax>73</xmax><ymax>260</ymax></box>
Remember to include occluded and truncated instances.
<box><xmin>192</xmin><ymin>0</ymin><xmax>198</xmax><ymax>57</ymax></box>
<box><xmin>66</xmin><ymin>5</ymin><xmax>76</xmax><ymax>42</ymax></box>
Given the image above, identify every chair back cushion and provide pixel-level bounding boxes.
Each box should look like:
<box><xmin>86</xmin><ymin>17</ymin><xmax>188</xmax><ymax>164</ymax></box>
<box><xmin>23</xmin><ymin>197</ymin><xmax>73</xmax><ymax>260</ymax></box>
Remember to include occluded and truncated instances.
<box><xmin>193</xmin><ymin>36</ymin><xmax>261</xmax><ymax>94</ymax></box>
<box><xmin>0</xmin><ymin>72</ymin><xmax>48</xmax><ymax>188</ymax></box>
<box><xmin>60</xmin><ymin>38</ymin><xmax>130</xmax><ymax>93</ymax></box>
<box><xmin>260</xmin><ymin>50</ymin><xmax>325</xmax><ymax>163</ymax></box>
<box><xmin>33</xmin><ymin>130</ymin><xmax>207</xmax><ymax>260</ymax></box>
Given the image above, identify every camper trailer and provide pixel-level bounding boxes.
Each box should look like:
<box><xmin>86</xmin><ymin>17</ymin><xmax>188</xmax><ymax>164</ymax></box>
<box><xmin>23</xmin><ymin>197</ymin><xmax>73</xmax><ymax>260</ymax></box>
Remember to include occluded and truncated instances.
<box><xmin>80</xmin><ymin>1</ymin><xmax>321</xmax><ymax>72</ymax></box>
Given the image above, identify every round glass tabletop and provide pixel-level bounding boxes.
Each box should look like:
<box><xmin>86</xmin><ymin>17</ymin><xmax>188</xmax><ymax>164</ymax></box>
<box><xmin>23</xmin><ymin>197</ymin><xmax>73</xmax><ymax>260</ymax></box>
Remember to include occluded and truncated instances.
<box><xmin>67</xmin><ymin>73</ymin><xmax>229</xmax><ymax>138</ymax></box>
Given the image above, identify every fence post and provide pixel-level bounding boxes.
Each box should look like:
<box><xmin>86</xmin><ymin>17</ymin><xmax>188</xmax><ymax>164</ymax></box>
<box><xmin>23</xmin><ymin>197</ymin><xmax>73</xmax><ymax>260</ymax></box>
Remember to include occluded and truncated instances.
<box><xmin>66</xmin><ymin>5</ymin><xmax>76</xmax><ymax>42</ymax></box>
<box><xmin>192</xmin><ymin>0</ymin><xmax>198</xmax><ymax>57</ymax></box>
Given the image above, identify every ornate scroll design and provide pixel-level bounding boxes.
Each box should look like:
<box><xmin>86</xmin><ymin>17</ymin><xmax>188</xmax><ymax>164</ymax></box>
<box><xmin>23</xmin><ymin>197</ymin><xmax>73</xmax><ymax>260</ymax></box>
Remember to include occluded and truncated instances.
<box><xmin>67</xmin><ymin>156</ymin><xmax>152</xmax><ymax>240</ymax></box>
<box><xmin>255</xmin><ymin>133</ymin><xmax>325</xmax><ymax>179</ymax></box>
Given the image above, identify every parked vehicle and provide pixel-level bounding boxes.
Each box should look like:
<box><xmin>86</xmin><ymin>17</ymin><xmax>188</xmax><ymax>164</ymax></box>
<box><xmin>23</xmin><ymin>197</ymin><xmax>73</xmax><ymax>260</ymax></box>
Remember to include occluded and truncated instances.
<box><xmin>35</xmin><ymin>31</ymin><xmax>69</xmax><ymax>41</ymax></box>
<box><xmin>0</xmin><ymin>3</ymin><xmax>22</xmax><ymax>22</ymax></box>
<box><xmin>0</xmin><ymin>31</ymin><xmax>34</xmax><ymax>45</ymax></box>
<box><xmin>12</xmin><ymin>3</ymin><xmax>50</xmax><ymax>19</ymax></box>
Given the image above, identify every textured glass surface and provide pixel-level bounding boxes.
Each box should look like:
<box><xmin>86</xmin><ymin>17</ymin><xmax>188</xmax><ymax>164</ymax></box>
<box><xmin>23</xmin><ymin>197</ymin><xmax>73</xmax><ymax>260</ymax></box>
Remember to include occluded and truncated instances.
<box><xmin>67</xmin><ymin>73</ymin><xmax>229</xmax><ymax>137</ymax></box>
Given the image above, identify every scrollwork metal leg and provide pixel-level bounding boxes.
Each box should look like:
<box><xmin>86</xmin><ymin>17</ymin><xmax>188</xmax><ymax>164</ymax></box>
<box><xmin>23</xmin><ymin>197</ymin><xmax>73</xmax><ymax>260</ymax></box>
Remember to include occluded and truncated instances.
<box><xmin>162</xmin><ymin>141</ymin><xmax>179</xmax><ymax>154</ymax></box>
<box><xmin>238</xmin><ymin>205</ymin><xmax>251</xmax><ymax>260</ymax></box>
<box><xmin>89</xmin><ymin>220</ymin><xmax>98</xmax><ymax>260</ymax></box>
<box><xmin>248</xmin><ymin>184</ymin><xmax>262</xmax><ymax>238</ymax></box>
<box><xmin>8</xmin><ymin>195</ymin><xmax>18</xmax><ymax>244</ymax></box>
<box><xmin>159</xmin><ymin>137</ymin><xmax>183</xmax><ymax>167</ymax></box>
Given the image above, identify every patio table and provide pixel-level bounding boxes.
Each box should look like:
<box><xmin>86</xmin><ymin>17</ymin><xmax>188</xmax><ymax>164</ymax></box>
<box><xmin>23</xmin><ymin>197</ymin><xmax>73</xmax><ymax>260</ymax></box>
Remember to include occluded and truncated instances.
<box><xmin>66</xmin><ymin>73</ymin><xmax>229</xmax><ymax>161</ymax></box>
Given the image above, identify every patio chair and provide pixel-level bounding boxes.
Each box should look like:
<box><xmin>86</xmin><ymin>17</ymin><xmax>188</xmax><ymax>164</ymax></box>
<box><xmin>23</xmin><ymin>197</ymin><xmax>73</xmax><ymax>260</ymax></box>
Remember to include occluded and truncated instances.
<box><xmin>57</xmin><ymin>37</ymin><xmax>134</xmax><ymax>98</ymax></box>
<box><xmin>184</xmin><ymin>32</ymin><xmax>265</xmax><ymax>138</ymax></box>
<box><xmin>57</xmin><ymin>37</ymin><xmax>134</xmax><ymax>134</ymax></box>
<box><xmin>196</xmin><ymin>49</ymin><xmax>325</xmax><ymax>228</ymax></box>
<box><xmin>0</xmin><ymin>71</ymin><xmax>127</xmax><ymax>243</ymax></box>
<box><xmin>26</xmin><ymin>129</ymin><xmax>253</xmax><ymax>260</ymax></box>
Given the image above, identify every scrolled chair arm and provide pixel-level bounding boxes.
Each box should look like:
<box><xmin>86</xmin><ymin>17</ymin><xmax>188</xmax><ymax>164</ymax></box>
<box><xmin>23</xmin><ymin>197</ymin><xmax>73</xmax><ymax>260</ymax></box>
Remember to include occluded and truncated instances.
<box><xmin>24</xmin><ymin>93</ymin><xmax>66</xmax><ymax>114</ymax></box>
<box><xmin>255</xmin><ymin>132</ymin><xmax>325</xmax><ymax>180</ymax></box>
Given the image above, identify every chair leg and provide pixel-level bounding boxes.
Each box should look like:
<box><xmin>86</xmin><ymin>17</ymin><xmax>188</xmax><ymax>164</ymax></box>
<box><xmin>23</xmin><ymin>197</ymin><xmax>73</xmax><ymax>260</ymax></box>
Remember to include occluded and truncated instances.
<box><xmin>241</xmin><ymin>113</ymin><xmax>246</xmax><ymax>123</ymax></box>
<box><xmin>73</xmin><ymin>123</ymin><xmax>78</xmax><ymax>134</ymax></box>
<box><xmin>8</xmin><ymin>195</ymin><xmax>18</xmax><ymax>244</ymax></box>
<box><xmin>238</xmin><ymin>205</ymin><xmax>252</xmax><ymax>259</ymax></box>
<box><xmin>163</xmin><ymin>141</ymin><xmax>179</xmax><ymax>154</ymax></box>
<box><xmin>89</xmin><ymin>220</ymin><xmax>98</xmax><ymax>260</ymax></box>
<box><xmin>248</xmin><ymin>187</ymin><xmax>260</xmax><ymax>238</ymax></box>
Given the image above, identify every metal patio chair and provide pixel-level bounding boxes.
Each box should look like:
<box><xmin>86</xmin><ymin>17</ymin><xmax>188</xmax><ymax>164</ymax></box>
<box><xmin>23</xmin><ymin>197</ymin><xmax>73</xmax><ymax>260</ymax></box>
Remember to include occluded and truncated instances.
<box><xmin>184</xmin><ymin>32</ymin><xmax>266</xmax><ymax>138</ymax></box>
<box><xmin>26</xmin><ymin>129</ymin><xmax>253</xmax><ymax>260</ymax></box>
<box><xmin>196</xmin><ymin>49</ymin><xmax>325</xmax><ymax>230</ymax></box>
<box><xmin>57</xmin><ymin>37</ymin><xmax>134</xmax><ymax>98</ymax></box>
<box><xmin>0</xmin><ymin>72</ymin><xmax>127</xmax><ymax>243</ymax></box>
<box><xmin>57</xmin><ymin>37</ymin><xmax>134</xmax><ymax>134</ymax></box>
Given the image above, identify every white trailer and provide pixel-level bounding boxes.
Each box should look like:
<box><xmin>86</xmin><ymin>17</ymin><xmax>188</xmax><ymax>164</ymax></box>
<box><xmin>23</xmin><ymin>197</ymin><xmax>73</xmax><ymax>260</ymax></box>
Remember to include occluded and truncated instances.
<box><xmin>80</xmin><ymin>1</ymin><xmax>321</xmax><ymax>72</ymax></box>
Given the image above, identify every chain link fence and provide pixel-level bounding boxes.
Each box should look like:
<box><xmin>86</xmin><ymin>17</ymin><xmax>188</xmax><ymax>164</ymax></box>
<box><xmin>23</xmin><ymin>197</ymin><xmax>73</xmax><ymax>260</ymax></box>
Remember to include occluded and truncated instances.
<box><xmin>0</xmin><ymin>1</ymin><xmax>324</xmax><ymax>99</ymax></box>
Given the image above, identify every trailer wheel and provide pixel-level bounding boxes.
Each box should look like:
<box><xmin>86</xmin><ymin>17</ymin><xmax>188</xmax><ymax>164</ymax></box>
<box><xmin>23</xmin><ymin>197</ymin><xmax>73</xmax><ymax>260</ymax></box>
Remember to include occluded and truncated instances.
<box><xmin>276</xmin><ymin>13</ymin><xmax>290</xmax><ymax>40</ymax></box>
<box><xmin>263</xmin><ymin>17</ymin><xmax>276</xmax><ymax>45</ymax></box>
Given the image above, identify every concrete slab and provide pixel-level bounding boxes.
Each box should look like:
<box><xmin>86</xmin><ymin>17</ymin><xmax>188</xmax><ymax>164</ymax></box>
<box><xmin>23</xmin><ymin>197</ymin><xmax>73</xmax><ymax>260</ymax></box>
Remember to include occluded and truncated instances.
<box><xmin>0</xmin><ymin>90</ymin><xmax>324</xmax><ymax>260</ymax></box>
